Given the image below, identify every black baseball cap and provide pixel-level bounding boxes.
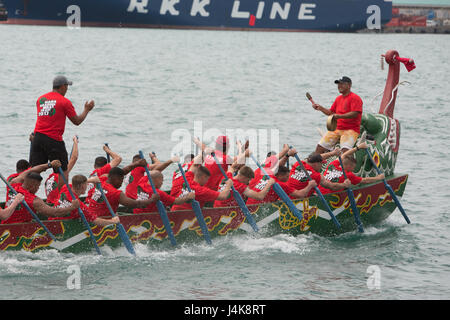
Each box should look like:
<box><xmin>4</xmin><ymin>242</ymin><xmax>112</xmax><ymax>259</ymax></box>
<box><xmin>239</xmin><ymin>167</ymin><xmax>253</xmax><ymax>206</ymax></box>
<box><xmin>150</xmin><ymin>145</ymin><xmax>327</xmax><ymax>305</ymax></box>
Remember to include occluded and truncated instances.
<box><xmin>334</xmin><ymin>76</ymin><xmax>352</xmax><ymax>84</ymax></box>
<box><xmin>53</xmin><ymin>75</ymin><xmax>73</xmax><ymax>87</ymax></box>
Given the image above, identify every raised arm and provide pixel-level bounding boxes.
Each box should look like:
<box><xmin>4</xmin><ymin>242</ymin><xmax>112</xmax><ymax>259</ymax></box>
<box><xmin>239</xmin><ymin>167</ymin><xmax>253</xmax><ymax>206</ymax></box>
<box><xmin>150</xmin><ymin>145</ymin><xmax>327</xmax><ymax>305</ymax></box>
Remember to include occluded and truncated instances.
<box><xmin>122</xmin><ymin>158</ymin><xmax>147</xmax><ymax>175</ymax></box>
<box><xmin>10</xmin><ymin>160</ymin><xmax>61</xmax><ymax>185</ymax></box>
<box><xmin>152</xmin><ymin>156</ymin><xmax>180</xmax><ymax>173</ymax></box>
<box><xmin>67</xmin><ymin>136</ymin><xmax>79</xmax><ymax>173</ymax></box>
<box><xmin>103</xmin><ymin>145</ymin><xmax>122</xmax><ymax>168</ymax></box>
<box><xmin>312</xmin><ymin>103</ymin><xmax>333</xmax><ymax>116</ymax></box>
<box><xmin>68</xmin><ymin>100</ymin><xmax>95</xmax><ymax>126</ymax></box>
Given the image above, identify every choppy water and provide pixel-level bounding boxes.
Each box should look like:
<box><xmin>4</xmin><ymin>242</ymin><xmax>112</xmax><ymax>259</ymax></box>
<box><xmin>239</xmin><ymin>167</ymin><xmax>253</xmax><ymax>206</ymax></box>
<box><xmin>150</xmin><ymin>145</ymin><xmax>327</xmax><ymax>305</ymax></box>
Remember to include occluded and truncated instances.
<box><xmin>0</xmin><ymin>25</ymin><xmax>449</xmax><ymax>300</ymax></box>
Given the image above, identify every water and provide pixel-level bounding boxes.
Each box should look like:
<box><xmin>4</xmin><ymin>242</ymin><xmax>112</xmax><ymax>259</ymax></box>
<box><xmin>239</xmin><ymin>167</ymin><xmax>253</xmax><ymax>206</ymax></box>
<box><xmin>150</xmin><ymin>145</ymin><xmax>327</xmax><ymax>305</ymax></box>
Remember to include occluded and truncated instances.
<box><xmin>0</xmin><ymin>25</ymin><xmax>449</xmax><ymax>300</ymax></box>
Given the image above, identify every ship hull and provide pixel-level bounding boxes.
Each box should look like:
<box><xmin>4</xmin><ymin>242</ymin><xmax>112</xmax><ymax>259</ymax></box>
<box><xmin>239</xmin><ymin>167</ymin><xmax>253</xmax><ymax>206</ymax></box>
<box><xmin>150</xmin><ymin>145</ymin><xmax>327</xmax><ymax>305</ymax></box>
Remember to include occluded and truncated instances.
<box><xmin>1</xmin><ymin>0</ymin><xmax>392</xmax><ymax>32</ymax></box>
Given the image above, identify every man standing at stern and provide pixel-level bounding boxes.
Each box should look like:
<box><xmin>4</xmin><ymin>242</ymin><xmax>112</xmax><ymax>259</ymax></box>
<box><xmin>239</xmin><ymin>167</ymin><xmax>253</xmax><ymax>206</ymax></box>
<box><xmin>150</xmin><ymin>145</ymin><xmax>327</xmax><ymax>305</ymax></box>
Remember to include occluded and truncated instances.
<box><xmin>31</xmin><ymin>75</ymin><xmax>95</xmax><ymax>176</ymax></box>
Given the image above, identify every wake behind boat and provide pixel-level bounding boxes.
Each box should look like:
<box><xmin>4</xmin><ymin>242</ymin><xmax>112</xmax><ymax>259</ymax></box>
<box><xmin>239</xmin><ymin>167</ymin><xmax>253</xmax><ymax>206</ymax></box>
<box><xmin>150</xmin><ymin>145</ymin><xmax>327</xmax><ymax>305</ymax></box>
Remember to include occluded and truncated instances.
<box><xmin>0</xmin><ymin>49</ymin><xmax>413</xmax><ymax>254</ymax></box>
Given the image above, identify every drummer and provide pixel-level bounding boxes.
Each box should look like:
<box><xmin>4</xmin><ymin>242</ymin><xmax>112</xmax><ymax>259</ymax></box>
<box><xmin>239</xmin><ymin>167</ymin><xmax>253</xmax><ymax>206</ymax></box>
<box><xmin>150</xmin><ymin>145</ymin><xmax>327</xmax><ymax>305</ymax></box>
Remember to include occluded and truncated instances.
<box><xmin>311</xmin><ymin>76</ymin><xmax>363</xmax><ymax>154</ymax></box>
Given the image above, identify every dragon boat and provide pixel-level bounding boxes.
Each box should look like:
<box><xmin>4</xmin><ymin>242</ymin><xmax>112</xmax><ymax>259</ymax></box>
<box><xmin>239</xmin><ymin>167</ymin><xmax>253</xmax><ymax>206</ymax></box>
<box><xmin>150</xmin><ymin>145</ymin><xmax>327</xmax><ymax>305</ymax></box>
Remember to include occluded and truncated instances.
<box><xmin>0</xmin><ymin>50</ymin><xmax>412</xmax><ymax>254</ymax></box>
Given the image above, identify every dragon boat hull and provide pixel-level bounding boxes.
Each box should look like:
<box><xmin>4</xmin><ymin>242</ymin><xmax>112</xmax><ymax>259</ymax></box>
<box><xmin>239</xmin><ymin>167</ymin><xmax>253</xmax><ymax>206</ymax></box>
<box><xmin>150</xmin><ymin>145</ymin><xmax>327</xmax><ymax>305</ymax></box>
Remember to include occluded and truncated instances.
<box><xmin>0</xmin><ymin>174</ymin><xmax>408</xmax><ymax>254</ymax></box>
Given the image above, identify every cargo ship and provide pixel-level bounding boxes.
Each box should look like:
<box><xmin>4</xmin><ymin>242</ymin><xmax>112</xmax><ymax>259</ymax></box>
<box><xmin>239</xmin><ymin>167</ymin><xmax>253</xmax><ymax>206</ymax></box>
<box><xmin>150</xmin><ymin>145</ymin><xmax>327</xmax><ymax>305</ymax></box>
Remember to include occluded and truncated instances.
<box><xmin>0</xmin><ymin>0</ymin><xmax>393</xmax><ymax>32</ymax></box>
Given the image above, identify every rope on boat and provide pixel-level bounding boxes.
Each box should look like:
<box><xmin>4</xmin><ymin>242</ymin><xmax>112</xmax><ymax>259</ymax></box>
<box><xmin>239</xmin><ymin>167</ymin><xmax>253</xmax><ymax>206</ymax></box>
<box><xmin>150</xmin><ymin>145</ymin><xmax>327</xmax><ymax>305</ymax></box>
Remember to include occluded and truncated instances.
<box><xmin>367</xmin><ymin>81</ymin><xmax>411</xmax><ymax>114</ymax></box>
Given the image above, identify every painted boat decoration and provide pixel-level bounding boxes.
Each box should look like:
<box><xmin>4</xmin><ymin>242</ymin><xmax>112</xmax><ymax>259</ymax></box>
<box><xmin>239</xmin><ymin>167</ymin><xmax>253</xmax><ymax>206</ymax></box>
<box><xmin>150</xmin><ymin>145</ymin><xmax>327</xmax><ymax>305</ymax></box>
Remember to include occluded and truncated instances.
<box><xmin>0</xmin><ymin>49</ymin><xmax>412</xmax><ymax>253</ymax></box>
<box><xmin>0</xmin><ymin>0</ymin><xmax>393</xmax><ymax>32</ymax></box>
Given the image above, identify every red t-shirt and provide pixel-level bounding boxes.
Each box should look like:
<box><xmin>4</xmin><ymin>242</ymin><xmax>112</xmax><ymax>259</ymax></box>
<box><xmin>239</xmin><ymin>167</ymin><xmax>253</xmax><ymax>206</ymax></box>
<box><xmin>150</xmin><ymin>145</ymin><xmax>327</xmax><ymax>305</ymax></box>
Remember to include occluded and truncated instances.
<box><xmin>318</xmin><ymin>159</ymin><xmax>363</xmax><ymax>194</ymax></box>
<box><xmin>34</xmin><ymin>92</ymin><xmax>77</xmax><ymax>141</ymax></box>
<box><xmin>246</xmin><ymin>176</ymin><xmax>294</xmax><ymax>205</ymax></box>
<box><xmin>204</xmin><ymin>150</ymin><xmax>232</xmax><ymax>191</ymax></box>
<box><xmin>125</xmin><ymin>166</ymin><xmax>146</xmax><ymax>200</ymax></box>
<box><xmin>213</xmin><ymin>172</ymin><xmax>248</xmax><ymax>207</ymax></box>
<box><xmin>287</xmin><ymin>161</ymin><xmax>322</xmax><ymax>197</ymax></box>
<box><xmin>45</xmin><ymin>173</ymin><xmax>60</xmax><ymax>205</ymax></box>
<box><xmin>330</xmin><ymin>92</ymin><xmax>363</xmax><ymax>133</ymax></box>
<box><xmin>87</xmin><ymin>163</ymin><xmax>112</xmax><ymax>198</ymax></box>
<box><xmin>5</xmin><ymin>172</ymin><xmax>20</xmax><ymax>203</ymax></box>
<box><xmin>1</xmin><ymin>184</ymin><xmax>37</xmax><ymax>224</ymax></box>
<box><xmin>86</xmin><ymin>176</ymin><xmax>122</xmax><ymax>218</ymax></box>
<box><xmin>49</xmin><ymin>184</ymin><xmax>95</xmax><ymax>222</ymax></box>
<box><xmin>170</xmin><ymin>161</ymin><xmax>193</xmax><ymax>196</ymax></box>
<box><xmin>133</xmin><ymin>177</ymin><xmax>176</xmax><ymax>214</ymax></box>
<box><xmin>171</xmin><ymin>179</ymin><xmax>220</xmax><ymax>211</ymax></box>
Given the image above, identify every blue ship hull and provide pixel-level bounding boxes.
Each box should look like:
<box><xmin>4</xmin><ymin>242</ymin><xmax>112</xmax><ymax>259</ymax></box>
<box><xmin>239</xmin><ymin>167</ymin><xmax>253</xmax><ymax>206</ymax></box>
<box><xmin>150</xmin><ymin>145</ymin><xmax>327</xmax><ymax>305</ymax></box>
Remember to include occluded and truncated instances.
<box><xmin>1</xmin><ymin>0</ymin><xmax>392</xmax><ymax>32</ymax></box>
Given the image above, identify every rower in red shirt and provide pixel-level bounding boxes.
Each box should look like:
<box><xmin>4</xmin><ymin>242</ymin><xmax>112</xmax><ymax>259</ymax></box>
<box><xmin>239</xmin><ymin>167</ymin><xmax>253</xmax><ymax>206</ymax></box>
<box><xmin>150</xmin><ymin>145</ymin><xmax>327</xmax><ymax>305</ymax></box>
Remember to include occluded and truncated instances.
<box><xmin>312</xmin><ymin>76</ymin><xmax>363</xmax><ymax>154</ymax></box>
<box><xmin>5</xmin><ymin>159</ymin><xmax>31</xmax><ymax>203</ymax></box>
<box><xmin>249</xmin><ymin>144</ymin><xmax>295</xmax><ymax>189</ymax></box>
<box><xmin>318</xmin><ymin>142</ymin><xmax>385</xmax><ymax>194</ymax></box>
<box><xmin>246</xmin><ymin>166</ymin><xmax>317</xmax><ymax>205</ymax></box>
<box><xmin>125</xmin><ymin>153</ymin><xmax>180</xmax><ymax>200</ymax></box>
<box><xmin>1</xmin><ymin>162</ymin><xmax>80</xmax><ymax>224</ymax></box>
<box><xmin>134</xmin><ymin>171</ymin><xmax>194</xmax><ymax>214</ymax></box>
<box><xmin>171</xmin><ymin>166</ymin><xmax>233</xmax><ymax>211</ymax></box>
<box><xmin>0</xmin><ymin>193</ymin><xmax>24</xmax><ymax>222</ymax></box>
<box><xmin>214</xmin><ymin>165</ymin><xmax>275</xmax><ymax>208</ymax></box>
<box><xmin>45</xmin><ymin>135</ymin><xmax>79</xmax><ymax>205</ymax></box>
<box><xmin>86</xmin><ymin>144</ymin><xmax>122</xmax><ymax>198</ymax></box>
<box><xmin>170</xmin><ymin>156</ymin><xmax>194</xmax><ymax>197</ymax></box>
<box><xmin>170</xmin><ymin>149</ymin><xmax>209</xmax><ymax>197</ymax></box>
<box><xmin>31</xmin><ymin>75</ymin><xmax>94</xmax><ymax>178</ymax></box>
<box><xmin>50</xmin><ymin>175</ymin><xmax>120</xmax><ymax>226</ymax></box>
<box><xmin>86</xmin><ymin>167</ymin><xmax>159</xmax><ymax>219</ymax></box>
<box><xmin>203</xmin><ymin>136</ymin><xmax>233</xmax><ymax>191</ymax></box>
<box><xmin>288</xmin><ymin>152</ymin><xmax>351</xmax><ymax>197</ymax></box>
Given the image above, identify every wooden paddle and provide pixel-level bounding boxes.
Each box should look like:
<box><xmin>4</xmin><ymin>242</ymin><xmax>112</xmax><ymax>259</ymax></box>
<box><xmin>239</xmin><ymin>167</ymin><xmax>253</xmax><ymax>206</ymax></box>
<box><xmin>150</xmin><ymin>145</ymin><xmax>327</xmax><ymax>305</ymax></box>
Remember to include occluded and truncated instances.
<box><xmin>96</xmin><ymin>182</ymin><xmax>136</xmax><ymax>255</ymax></box>
<box><xmin>0</xmin><ymin>173</ymin><xmax>57</xmax><ymax>241</ymax></box>
<box><xmin>138</xmin><ymin>150</ymin><xmax>177</xmax><ymax>246</ymax></box>
<box><xmin>337</xmin><ymin>156</ymin><xmax>364</xmax><ymax>233</ymax></box>
<box><xmin>58</xmin><ymin>167</ymin><xmax>102</xmax><ymax>255</ymax></box>
<box><xmin>212</xmin><ymin>152</ymin><xmax>259</xmax><ymax>232</ymax></box>
<box><xmin>177</xmin><ymin>163</ymin><xmax>212</xmax><ymax>244</ymax></box>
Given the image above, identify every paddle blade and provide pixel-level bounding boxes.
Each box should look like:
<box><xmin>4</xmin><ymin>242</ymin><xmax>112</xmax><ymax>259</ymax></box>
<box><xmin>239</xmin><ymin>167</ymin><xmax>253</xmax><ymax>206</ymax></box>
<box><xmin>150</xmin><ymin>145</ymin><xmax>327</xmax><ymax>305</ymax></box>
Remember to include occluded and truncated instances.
<box><xmin>232</xmin><ymin>188</ymin><xmax>259</xmax><ymax>232</ymax></box>
<box><xmin>306</xmin><ymin>92</ymin><xmax>312</xmax><ymax>100</ymax></box>
<box><xmin>191</xmin><ymin>200</ymin><xmax>212</xmax><ymax>245</ymax></box>
<box><xmin>156</xmin><ymin>200</ymin><xmax>177</xmax><ymax>246</ymax></box>
<box><xmin>116</xmin><ymin>223</ymin><xmax>136</xmax><ymax>256</ymax></box>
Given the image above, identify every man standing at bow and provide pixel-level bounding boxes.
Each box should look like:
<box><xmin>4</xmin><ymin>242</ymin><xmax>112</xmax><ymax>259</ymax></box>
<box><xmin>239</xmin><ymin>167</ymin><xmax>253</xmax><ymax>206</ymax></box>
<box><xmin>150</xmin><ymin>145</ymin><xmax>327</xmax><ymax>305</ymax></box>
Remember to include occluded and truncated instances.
<box><xmin>312</xmin><ymin>76</ymin><xmax>363</xmax><ymax>154</ymax></box>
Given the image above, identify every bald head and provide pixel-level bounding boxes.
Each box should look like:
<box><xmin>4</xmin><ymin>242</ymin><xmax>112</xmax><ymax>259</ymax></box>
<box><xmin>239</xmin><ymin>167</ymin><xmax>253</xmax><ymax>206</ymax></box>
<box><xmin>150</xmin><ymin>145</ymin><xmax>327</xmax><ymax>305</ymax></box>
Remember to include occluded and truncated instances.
<box><xmin>149</xmin><ymin>170</ymin><xmax>164</xmax><ymax>189</ymax></box>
